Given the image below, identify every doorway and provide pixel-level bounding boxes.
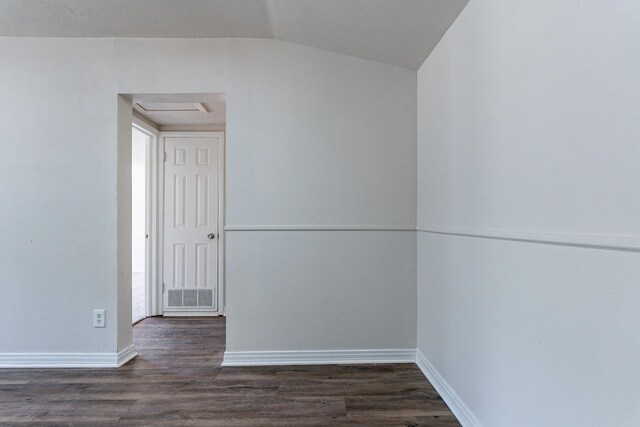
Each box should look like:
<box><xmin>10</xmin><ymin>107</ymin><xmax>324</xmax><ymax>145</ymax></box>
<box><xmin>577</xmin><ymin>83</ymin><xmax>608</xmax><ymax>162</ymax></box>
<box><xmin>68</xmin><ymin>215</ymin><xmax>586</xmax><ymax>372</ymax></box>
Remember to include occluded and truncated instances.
<box><xmin>131</xmin><ymin>125</ymin><xmax>152</xmax><ymax>324</ymax></box>
<box><xmin>125</xmin><ymin>93</ymin><xmax>226</xmax><ymax>323</ymax></box>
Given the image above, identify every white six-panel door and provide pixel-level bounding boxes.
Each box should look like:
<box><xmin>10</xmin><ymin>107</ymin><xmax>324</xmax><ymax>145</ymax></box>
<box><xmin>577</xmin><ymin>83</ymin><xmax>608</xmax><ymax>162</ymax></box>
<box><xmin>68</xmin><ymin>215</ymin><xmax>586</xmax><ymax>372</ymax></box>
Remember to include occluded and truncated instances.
<box><xmin>163</xmin><ymin>136</ymin><xmax>220</xmax><ymax>314</ymax></box>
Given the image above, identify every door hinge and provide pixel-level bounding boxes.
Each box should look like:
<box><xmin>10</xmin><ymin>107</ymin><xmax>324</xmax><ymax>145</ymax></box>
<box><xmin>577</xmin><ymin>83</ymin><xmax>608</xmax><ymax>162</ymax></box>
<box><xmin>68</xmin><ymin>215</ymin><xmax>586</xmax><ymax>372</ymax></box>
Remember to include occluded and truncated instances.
<box><xmin>163</xmin><ymin>151</ymin><xmax>167</xmax><ymax>162</ymax></box>
<box><xmin>162</xmin><ymin>283</ymin><xmax>165</xmax><ymax>293</ymax></box>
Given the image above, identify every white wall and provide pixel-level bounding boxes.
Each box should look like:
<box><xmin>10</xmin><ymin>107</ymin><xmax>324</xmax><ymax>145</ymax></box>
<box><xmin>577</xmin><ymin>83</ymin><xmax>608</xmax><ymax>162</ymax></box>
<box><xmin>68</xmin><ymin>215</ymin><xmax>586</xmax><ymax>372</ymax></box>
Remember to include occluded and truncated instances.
<box><xmin>131</xmin><ymin>127</ymin><xmax>146</xmax><ymax>274</ymax></box>
<box><xmin>417</xmin><ymin>1</ymin><xmax>640</xmax><ymax>426</ymax></box>
<box><xmin>116</xmin><ymin>96</ymin><xmax>133</xmax><ymax>352</ymax></box>
<box><xmin>227</xmin><ymin>231</ymin><xmax>416</xmax><ymax>351</ymax></box>
<box><xmin>0</xmin><ymin>38</ymin><xmax>416</xmax><ymax>355</ymax></box>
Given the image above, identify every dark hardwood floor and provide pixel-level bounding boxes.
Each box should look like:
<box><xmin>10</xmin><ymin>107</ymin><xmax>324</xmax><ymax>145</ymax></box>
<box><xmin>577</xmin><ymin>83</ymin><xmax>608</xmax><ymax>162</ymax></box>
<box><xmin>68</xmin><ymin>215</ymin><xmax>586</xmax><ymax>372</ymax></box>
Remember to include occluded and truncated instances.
<box><xmin>0</xmin><ymin>317</ymin><xmax>459</xmax><ymax>426</ymax></box>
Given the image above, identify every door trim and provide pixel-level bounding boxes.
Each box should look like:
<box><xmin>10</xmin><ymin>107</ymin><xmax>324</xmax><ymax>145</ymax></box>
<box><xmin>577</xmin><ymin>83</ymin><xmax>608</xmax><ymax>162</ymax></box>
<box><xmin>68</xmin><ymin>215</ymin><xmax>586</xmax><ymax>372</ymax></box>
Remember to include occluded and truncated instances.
<box><xmin>158</xmin><ymin>131</ymin><xmax>226</xmax><ymax>316</ymax></box>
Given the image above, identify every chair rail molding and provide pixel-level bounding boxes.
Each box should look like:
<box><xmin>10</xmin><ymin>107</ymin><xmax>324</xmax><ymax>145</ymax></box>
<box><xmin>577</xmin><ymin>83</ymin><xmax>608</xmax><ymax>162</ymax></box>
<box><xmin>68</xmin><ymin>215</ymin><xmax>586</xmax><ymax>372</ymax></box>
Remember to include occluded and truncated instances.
<box><xmin>417</xmin><ymin>226</ymin><xmax>640</xmax><ymax>252</ymax></box>
<box><xmin>225</xmin><ymin>225</ymin><xmax>416</xmax><ymax>231</ymax></box>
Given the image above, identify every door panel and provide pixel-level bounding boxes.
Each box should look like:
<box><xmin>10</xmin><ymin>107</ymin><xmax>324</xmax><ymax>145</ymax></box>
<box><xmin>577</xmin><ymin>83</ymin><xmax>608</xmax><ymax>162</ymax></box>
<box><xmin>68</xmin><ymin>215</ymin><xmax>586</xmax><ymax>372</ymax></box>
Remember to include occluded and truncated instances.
<box><xmin>163</xmin><ymin>136</ymin><xmax>219</xmax><ymax>313</ymax></box>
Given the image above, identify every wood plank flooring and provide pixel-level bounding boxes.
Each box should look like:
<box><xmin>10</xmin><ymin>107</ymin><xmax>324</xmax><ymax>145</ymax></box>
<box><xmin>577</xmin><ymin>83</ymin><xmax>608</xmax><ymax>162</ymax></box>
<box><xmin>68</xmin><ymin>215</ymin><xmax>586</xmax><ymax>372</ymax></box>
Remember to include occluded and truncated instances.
<box><xmin>0</xmin><ymin>317</ymin><xmax>459</xmax><ymax>426</ymax></box>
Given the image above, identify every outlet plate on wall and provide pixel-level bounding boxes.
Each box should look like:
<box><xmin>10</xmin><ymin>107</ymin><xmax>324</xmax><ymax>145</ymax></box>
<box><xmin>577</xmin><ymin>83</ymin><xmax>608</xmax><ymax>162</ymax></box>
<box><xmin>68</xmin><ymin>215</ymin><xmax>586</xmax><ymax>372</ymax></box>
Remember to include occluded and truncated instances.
<box><xmin>93</xmin><ymin>309</ymin><xmax>106</xmax><ymax>328</ymax></box>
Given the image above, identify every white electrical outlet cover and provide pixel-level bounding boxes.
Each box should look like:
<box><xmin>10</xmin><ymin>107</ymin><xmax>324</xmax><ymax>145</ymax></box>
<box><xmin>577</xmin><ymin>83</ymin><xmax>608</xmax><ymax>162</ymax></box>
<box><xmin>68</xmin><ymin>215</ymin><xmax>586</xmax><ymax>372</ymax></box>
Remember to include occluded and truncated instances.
<box><xmin>93</xmin><ymin>309</ymin><xmax>106</xmax><ymax>328</ymax></box>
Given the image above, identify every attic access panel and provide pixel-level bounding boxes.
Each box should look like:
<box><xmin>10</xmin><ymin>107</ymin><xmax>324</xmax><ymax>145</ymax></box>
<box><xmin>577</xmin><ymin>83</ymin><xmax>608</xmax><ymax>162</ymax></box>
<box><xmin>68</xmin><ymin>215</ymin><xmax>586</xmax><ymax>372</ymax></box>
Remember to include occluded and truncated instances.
<box><xmin>135</xmin><ymin>102</ymin><xmax>208</xmax><ymax>113</ymax></box>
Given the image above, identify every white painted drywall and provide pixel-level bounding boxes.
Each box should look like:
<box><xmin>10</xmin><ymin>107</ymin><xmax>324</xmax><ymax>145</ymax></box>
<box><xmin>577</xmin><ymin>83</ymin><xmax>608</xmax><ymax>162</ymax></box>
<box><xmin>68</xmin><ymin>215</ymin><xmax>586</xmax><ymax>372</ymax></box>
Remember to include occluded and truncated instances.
<box><xmin>116</xmin><ymin>96</ymin><xmax>133</xmax><ymax>352</ymax></box>
<box><xmin>0</xmin><ymin>39</ymin><xmax>118</xmax><ymax>353</ymax></box>
<box><xmin>0</xmin><ymin>38</ymin><xmax>416</xmax><ymax>355</ymax></box>
<box><xmin>417</xmin><ymin>1</ymin><xmax>640</xmax><ymax>426</ymax></box>
<box><xmin>131</xmin><ymin>127</ymin><xmax>146</xmax><ymax>274</ymax></box>
<box><xmin>226</xmin><ymin>231</ymin><xmax>416</xmax><ymax>351</ymax></box>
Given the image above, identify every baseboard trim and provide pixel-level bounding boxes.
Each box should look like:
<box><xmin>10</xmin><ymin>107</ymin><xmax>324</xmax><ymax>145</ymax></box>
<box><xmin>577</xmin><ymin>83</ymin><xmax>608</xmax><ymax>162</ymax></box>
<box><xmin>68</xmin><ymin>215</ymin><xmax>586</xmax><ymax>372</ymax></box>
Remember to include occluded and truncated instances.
<box><xmin>0</xmin><ymin>344</ymin><xmax>138</xmax><ymax>368</ymax></box>
<box><xmin>116</xmin><ymin>344</ymin><xmax>138</xmax><ymax>367</ymax></box>
<box><xmin>222</xmin><ymin>349</ymin><xmax>416</xmax><ymax>367</ymax></box>
<box><xmin>416</xmin><ymin>349</ymin><xmax>482</xmax><ymax>427</ymax></box>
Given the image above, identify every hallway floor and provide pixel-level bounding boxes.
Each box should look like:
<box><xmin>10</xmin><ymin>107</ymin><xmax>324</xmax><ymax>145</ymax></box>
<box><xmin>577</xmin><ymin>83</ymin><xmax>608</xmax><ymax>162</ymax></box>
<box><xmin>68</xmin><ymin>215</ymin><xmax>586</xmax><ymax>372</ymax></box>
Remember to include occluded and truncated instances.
<box><xmin>0</xmin><ymin>317</ymin><xmax>459</xmax><ymax>426</ymax></box>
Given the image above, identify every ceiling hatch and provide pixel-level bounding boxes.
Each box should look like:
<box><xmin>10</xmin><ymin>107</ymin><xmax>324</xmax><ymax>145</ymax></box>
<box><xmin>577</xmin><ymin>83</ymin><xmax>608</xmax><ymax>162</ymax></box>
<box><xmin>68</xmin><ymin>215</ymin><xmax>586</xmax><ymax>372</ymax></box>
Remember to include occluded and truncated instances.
<box><xmin>131</xmin><ymin>95</ymin><xmax>226</xmax><ymax>127</ymax></box>
<box><xmin>135</xmin><ymin>102</ymin><xmax>208</xmax><ymax>113</ymax></box>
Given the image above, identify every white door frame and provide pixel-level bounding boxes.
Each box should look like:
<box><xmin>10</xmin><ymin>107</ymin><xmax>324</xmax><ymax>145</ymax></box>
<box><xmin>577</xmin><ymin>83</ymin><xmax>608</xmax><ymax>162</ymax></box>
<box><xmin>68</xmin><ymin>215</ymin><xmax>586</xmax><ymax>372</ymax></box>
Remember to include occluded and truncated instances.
<box><xmin>158</xmin><ymin>131</ymin><xmax>226</xmax><ymax>316</ymax></box>
<box><xmin>132</xmin><ymin>118</ymin><xmax>161</xmax><ymax>317</ymax></box>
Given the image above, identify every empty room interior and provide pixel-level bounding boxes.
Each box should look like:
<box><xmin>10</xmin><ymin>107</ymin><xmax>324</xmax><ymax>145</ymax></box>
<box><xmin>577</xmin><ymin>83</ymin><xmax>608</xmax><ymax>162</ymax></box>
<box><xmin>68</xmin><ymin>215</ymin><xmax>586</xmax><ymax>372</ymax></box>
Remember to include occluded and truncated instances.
<box><xmin>1</xmin><ymin>1</ymin><xmax>639</xmax><ymax>426</ymax></box>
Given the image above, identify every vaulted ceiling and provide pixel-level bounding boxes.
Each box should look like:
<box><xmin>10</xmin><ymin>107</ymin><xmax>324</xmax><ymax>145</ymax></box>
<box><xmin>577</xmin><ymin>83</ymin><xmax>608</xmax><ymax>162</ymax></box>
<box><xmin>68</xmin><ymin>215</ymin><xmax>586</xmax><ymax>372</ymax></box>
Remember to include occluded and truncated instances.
<box><xmin>0</xmin><ymin>0</ymin><xmax>468</xmax><ymax>70</ymax></box>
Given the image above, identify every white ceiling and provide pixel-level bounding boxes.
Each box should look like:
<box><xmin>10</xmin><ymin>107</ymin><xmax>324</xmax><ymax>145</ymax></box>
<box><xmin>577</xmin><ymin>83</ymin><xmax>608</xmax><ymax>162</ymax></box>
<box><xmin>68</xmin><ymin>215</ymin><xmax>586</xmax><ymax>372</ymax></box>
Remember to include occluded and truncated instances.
<box><xmin>132</xmin><ymin>93</ymin><xmax>226</xmax><ymax>127</ymax></box>
<box><xmin>0</xmin><ymin>0</ymin><xmax>468</xmax><ymax>70</ymax></box>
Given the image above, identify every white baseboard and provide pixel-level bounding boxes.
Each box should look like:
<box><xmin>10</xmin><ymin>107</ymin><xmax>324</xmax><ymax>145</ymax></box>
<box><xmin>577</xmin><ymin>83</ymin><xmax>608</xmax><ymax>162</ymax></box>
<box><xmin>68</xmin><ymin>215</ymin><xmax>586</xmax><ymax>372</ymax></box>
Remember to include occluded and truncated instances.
<box><xmin>222</xmin><ymin>348</ymin><xmax>416</xmax><ymax>367</ymax></box>
<box><xmin>116</xmin><ymin>344</ymin><xmax>138</xmax><ymax>367</ymax></box>
<box><xmin>0</xmin><ymin>344</ymin><xmax>476</xmax><ymax>426</ymax></box>
<box><xmin>415</xmin><ymin>349</ymin><xmax>482</xmax><ymax>427</ymax></box>
<box><xmin>0</xmin><ymin>344</ymin><xmax>138</xmax><ymax>368</ymax></box>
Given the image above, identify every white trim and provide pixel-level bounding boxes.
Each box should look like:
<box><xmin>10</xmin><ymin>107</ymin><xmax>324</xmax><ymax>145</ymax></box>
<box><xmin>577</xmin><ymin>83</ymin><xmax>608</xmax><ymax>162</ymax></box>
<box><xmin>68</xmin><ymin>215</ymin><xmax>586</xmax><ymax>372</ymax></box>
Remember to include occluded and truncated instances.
<box><xmin>225</xmin><ymin>225</ymin><xmax>640</xmax><ymax>251</ymax></box>
<box><xmin>159</xmin><ymin>131</ymin><xmax>220</xmax><ymax>138</ymax></box>
<box><xmin>149</xmin><ymin>129</ymin><xmax>161</xmax><ymax>316</ymax></box>
<box><xmin>144</xmin><ymin>131</ymin><xmax>153</xmax><ymax>318</ymax></box>
<box><xmin>132</xmin><ymin>116</ymin><xmax>160</xmax><ymax>136</ymax></box>
<box><xmin>222</xmin><ymin>349</ymin><xmax>416</xmax><ymax>367</ymax></box>
<box><xmin>217</xmin><ymin>132</ymin><xmax>226</xmax><ymax>314</ymax></box>
<box><xmin>415</xmin><ymin>350</ymin><xmax>482</xmax><ymax>427</ymax></box>
<box><xmin>116</xmin><ymin>344</ymin><xmax>139</xmax><ymax>367</ymax></box>
<box><xmin>417</xmin><ymin>226</ymin><xmax>640</xmax><ymax>252</ymax></box>
<box><xmin>132</xmin><ymin>111</ymin><xmax>160</xmax><ymax>132</ymax></box>
<box><xmin>159</xmin><ymin>124</ymin><xmax>226</xmax><ymax>132</ymax></box>
<box><xmin>157</xmin><ymin>133</ymin><xmax>166</xmax><ymax>315</ymax></box>
<box><xmin>225</xmin><ymin>225</ymin><xmax>415</xmax><ymax>232</ymax></box>
<box><xmin>0</xmin><ymin>345</ymin><xmax>138</xmax><ymax>368</ymax></box>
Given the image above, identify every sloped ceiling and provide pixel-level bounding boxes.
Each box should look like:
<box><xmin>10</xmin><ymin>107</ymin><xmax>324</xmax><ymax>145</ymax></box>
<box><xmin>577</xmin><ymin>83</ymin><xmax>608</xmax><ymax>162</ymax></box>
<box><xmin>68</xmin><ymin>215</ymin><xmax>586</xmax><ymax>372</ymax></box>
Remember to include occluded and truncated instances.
<box><xmin>0</xmin><ymin>0</ymin><xmax>468</xmax><ymax>69</ymax></box>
